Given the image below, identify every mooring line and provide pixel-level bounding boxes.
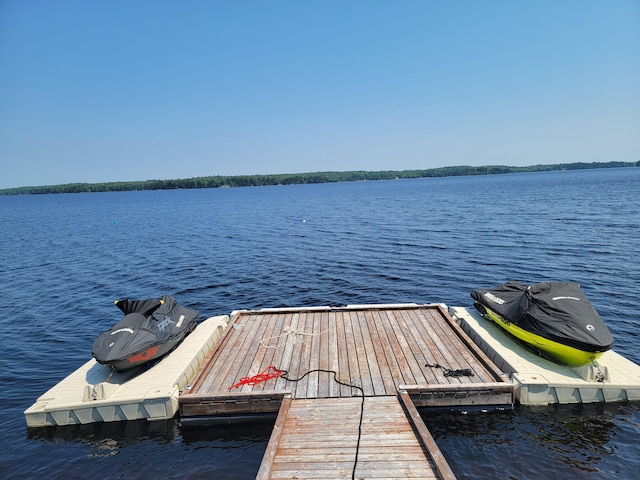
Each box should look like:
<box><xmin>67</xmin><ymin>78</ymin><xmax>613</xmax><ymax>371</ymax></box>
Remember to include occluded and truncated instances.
<box><xmin>279</xmin><ymin>368</ymin><xmax>365</xmax><ymax>480</ymax></box>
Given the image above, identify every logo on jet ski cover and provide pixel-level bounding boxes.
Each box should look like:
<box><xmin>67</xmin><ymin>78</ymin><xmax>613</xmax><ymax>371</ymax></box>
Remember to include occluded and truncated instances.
<box><xmin>111</xmin><ymin>328</ymin><xmax>134</xmax><ymax>335</ymax></box>
<box><xmin>157</xmin><ymin>316</ymin><xmax>175</xmax><ymax>331</ymax></box>
<box><xmin>483</xmin><ymin>292</ymin><xmax>505</xmax><ymax>305</ymax></box>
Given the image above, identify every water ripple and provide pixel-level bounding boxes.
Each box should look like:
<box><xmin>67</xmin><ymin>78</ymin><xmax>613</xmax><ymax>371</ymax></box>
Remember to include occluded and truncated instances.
<box><xmin>1</xmin><ymin>168</ymin><xmax>639</xmax><ymax>479</ymax></box>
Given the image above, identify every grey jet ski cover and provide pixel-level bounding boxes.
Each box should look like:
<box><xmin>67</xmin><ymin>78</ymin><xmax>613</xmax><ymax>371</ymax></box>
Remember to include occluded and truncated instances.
<box><xmin>92</xmin><ymin>294</ymin><xmax>199</xmax><ymax>370</ymax></box>
<box><xmin>471</xmin><ymin>281</ymin><xmax>614</xmax><ymax>353</ymax></box>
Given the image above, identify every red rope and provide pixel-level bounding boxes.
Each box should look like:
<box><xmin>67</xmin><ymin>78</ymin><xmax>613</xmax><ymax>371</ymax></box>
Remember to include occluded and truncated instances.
<box><xmin>228</xmin><ymin>365</ymin><xmax>284</xmax><ymax>390</ymax></box>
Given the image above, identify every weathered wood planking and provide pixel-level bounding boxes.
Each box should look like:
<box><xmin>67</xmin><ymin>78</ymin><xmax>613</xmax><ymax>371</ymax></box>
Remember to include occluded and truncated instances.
<box><xmin>398</xmin><ymin>391</ymin><xmax>457</xmax><ymax>480</ymax></box>
<box><xmin>180</xmin><ymin>305</ymin><xmax>510</xmax><ymax>416</ymax></box>
<box><xmin>256</xmin><ymin>396</ymin><xmax>446</xmax><ymax>480</ymax></box>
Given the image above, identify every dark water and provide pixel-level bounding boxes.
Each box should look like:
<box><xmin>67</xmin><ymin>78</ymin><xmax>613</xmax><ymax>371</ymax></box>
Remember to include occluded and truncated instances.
<box><xmin>1</xmin><ymin>168</ymin><xmax>638</xmax><ymax>479</ymax></box>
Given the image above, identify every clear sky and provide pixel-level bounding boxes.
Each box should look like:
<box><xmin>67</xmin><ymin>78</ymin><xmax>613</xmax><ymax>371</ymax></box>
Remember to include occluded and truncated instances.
<box><xmin>1</xmin><ymin>1</ymin><xmax>638</xmax><ymax>189</ymax></box>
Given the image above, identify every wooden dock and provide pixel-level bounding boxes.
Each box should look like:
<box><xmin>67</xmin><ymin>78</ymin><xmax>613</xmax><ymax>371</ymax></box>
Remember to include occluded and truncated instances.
<box><xmin>180</xmin><ymin>304</ymin><xmax>512</xmax><ymax>478</ymax></box>
<box><xmin>256</xmin><ymin>394</ymin><xmax>456</xmax><ymax>480</ymax></box>
<box><xmin>181</xmin><ymin>305</ymin><xmax>510</xmax><ymax>414</ymax></box>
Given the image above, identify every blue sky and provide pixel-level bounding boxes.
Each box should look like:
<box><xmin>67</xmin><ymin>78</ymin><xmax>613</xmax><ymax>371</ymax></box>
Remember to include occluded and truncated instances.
<box><xmin>1</xmin><ymin>1</ymin><xmax>638</xmax><ymax>189</ymax></box>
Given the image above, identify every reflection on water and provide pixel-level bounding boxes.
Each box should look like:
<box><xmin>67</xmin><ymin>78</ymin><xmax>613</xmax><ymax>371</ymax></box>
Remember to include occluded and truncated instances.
<box><xmin>181</xmin><ymin>417</ymin><xmax>276</xmax><ymax>444</ymax></box>
<box><xmin>27</xmin><ymin>418</ymin><xmax>181</xmax><ymax>444</ymax></box>
<box><xmin>422</xmin><ymin>402</ymin><xmax>640</xmax><ymax>479</ymax></box>
<box><xmin>25</xmin><ymin>418</ymin><xmax>275</xmax><ymax>480</ymax></box>
<box><xmin>21</xmin><ymin>402</ymin><xmax>639</xmax><ymax>479</ymax></box>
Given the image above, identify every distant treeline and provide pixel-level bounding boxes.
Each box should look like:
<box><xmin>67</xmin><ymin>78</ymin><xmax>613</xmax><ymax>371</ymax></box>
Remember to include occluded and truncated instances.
<box><xmin>2</xmin><ymin>161</ymin><xmax>638</xmax><ymax>195</ymax></box>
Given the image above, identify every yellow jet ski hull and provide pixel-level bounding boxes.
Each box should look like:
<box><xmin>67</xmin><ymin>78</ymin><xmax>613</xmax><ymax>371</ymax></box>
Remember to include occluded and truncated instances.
<box><xmin>474</xmin><ymin>302</ymin><xmax>604</xmax><ymax>367</ymax></box>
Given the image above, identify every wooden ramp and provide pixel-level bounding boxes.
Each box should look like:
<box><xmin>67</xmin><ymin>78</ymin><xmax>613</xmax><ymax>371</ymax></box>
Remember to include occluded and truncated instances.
<box><xmin>256</xmin><ymin>394</ymin><xmax>456</xmax><ymax>480</ymax></box>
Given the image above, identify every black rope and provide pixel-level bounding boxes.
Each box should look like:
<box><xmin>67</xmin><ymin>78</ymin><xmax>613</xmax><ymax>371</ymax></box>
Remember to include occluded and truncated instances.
<box><xmin>280</xmin><ymin>368</ymin><xmax>364</xmax><ymax>480</ymax></box>
<box><xmin>425</xmin><ymin>363</ymin><xmax>475</xmax><ymax>377</ymax></box>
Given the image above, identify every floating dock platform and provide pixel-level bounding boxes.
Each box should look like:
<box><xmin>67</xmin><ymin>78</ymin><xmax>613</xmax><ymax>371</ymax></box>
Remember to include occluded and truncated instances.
<box><xmin>179</xmin><ymin>304</ymin><xmax>512</xmax><ymax>419</ymax></box>
<box><xmin>180</xmin><ymin>304</ymin><xmax>506</xmax><ymax>479</ymax></box>
<box><xmin>450</xmin><ymin>306</ymin><xmax>640</xmax><ymax>405</ymax></box>
<box><xmin>24</xmin><ymin>315</ymin><xmax>229</xmax><ymax>427</ymax></box>
<box><xmin>26</xmin><ymin>302</ymin><xmax>640</xmax><ymax>478</ymax></box>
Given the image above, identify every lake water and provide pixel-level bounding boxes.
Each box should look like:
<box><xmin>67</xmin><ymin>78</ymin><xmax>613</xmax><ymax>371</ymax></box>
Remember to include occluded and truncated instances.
<box><xmin>1</xmin><ymin>168</ymin><xmax>638</xmax><ymax>479</ymax></box>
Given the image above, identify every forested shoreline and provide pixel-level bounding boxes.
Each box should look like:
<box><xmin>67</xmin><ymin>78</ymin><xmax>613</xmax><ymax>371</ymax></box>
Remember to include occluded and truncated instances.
<box><xmin>2</xmin><ymin>161</ymin><xmax>637</xmax><ymax>195</ymax></box>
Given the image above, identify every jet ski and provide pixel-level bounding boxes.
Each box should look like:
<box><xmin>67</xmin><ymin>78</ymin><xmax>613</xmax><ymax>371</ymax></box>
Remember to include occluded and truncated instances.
<box><xmin>92</xmin><ymin>294</ymin><xmax>199</xmax><ymax>371</ymax></box>
<box><xmin>471</xmin><ymin>281</ymin><xmax>613</xmax><ymax>367</ymax></box>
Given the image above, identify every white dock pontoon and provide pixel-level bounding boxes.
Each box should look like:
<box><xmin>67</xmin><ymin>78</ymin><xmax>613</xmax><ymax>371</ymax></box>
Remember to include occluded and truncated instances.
<box><xmin>24</xmin><ymin>315</ymin><xmax>229</xmax><ymax>427</ymax></box>
<box><xmin>450</xmin><ymin>306</ymin><xmax>640</xmax><ymax>405</ymax></box>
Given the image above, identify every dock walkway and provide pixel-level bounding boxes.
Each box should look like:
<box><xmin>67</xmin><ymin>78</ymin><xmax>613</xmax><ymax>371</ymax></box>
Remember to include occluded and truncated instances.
<box><xmin>180</xmin><ymin>304</ymin><xmax>513</xmax><ymax>479</ymax></box>
<box><xmin>256</xmin><ymin>394</ymin><xmax>456</xmax><ymax>480</ymax></box>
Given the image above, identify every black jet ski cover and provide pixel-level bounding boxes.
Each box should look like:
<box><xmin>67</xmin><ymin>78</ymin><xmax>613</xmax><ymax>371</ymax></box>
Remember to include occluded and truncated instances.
<box><xmin>471</xmin><ymin>281</ymin><xmax>614</xmax><ymax>353</ymax></box>
<box><xmin>92</xmin><ymin>294</ymin><xmax>199</xmax><ymax>370</ymax></box>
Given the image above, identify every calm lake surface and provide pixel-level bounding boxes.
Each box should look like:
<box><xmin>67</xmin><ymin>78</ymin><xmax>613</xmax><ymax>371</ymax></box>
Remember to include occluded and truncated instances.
<box><xmin>1</xmin><ymin>168</ymin><xmax>639</xmax><ymax>479</ymax></box>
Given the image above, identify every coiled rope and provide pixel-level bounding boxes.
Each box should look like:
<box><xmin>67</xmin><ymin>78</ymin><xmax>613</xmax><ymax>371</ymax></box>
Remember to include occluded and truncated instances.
<box><xmin>258</xmin><ymin>326</ymin><xmax>328</xmax><ymax>349</ymax></box>
<box><xmin>228</xmin><ymin>365</ymin><xmax>284</xmax><ymax>390</ymax></box>
<box><xmin>425</xmin><ymin>363</ymin><xmax>475</xmax><ymax>377</ymax></box>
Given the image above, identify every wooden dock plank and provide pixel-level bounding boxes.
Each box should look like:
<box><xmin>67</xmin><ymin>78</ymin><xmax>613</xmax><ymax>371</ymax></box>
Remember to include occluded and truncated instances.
<box><xmin>225</xmin><ymin>314</ymin><xmax>270</xmax><ymax>392</ymax></box>
<box><xmin>317</xmin><ymin>312</ymin><xmax>331</xmax><ymax>398</ymax></box>
<box><xmin>276</xmin><ymin>445</ymin><xmax>426</xmax><ymax>456</ymax></box>
<box><xmin>306</xmin><ymin>311</ymin><xmax>321</xmax><ymax>399</ymax></box>
<box><xmin>412</xmin><ymin>312</ymin><xmax>471</xmax><ymax>385</ymax></box>
<box><xmin>370</xmin><ymin>309</ymin><xmax>408</xmax><ymax>392</ymax></box>
<box><xmin>257</xmin><ymin>396</ymin><xmax>443</xmax><ymax>480</ymax></box>
<box><xmin>428</xmin><ymin>309</ymin><xmax>496</xmax><ymax>384</ymax></box>
<box><xmin>187</xmin><ymin>314</ymin><xmax>239</xmax><ymax>393</ymax></box>
<box><xmin>263</xmin><ymin>317</ymin><xmax>290</xmax><ymax>391</ymax></box>
<box><xmin>406</xmin><ymin>309</ymin><xmax>464</xmax><ymax>384</ymax></box>
<box><xmin>343</xmin><ymin>310</ymin><xmax>364</xmax><ymax>396</ymax></box>
<box><xmin>357</xmin><ymin>310</ymin><xmax>388</xmax><ymax>395</ymax></box>
<box><xmin>396</xmin><ymin>309</ymin><xmax>441</xmax><ymax>384</ymax></box>
<box><xmin>259</xmin><ymin>313</ymin><xmax>289</xmax><ymax>391</ymax></box>
<box><xmin>326</xmin><ymin>310</ymin><xmax>340</xmax><ymax>397</ymax></box>
<box><xmin>417</xmin><ymin>309</ymin><xmax>477</xmax><ymax>383</ymax></box>
<box><xmin>382</xmin><ymin>309</ymin><xmax>423</xmax><ymax>385</ymax></box>
<box><xmin>335</xmin><ymin>311</ymin><xmax>352</xmax><ymax>397</ymax></box>
<box><xmin>350</xmin><ymin>310</ymin><xmax>375</xmax><ymax>395</ymax></box>
<box><xmin>243</xmin><ymin>314</ymin><xmax>281</xmax><ymax>392</ymax></box>
<box><xmin>294</xmin><ymin>312</ymin><xmax>313</xmax><ymax>398</ymax></box>
<box><xmin>211</xmin><ymin>313</ymin><xmax>263</xmax><ymax>392</ymax></box>
<box><xmin>205</xmin><ymin>316</ymin><xmax>252</xmax><ymax>392</ymax></box>
<box><xmin>273</xmin><ymin>313</ymin><xmax>301</xmax><ymax>391</ymax></box>
<box><xmin>269</xmin><ymin>465</ymin><xmax>437</xmax><ymax>479</ymax></box>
